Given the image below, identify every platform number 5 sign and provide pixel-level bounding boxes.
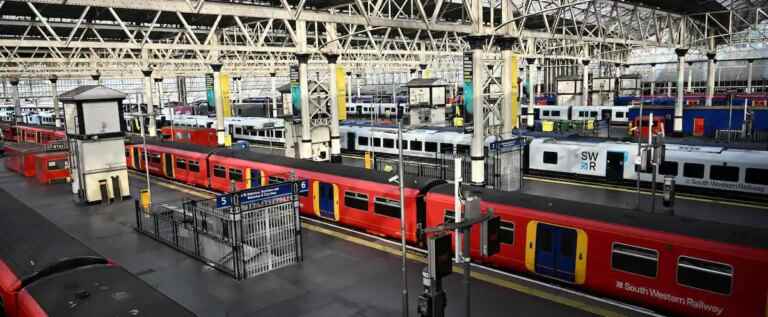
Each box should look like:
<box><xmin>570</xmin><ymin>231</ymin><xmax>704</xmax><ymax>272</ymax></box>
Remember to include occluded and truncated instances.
<box><xmin>216</xmin><ymin>194</ymin><xmax>232</xmax><ymax>208</ymax></box>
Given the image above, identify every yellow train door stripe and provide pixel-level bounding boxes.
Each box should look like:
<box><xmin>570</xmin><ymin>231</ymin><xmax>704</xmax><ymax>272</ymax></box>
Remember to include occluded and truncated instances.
<box><xmin>312</xmin><ymin>181</ymin><xmax>320</xmax><ymax>218</ymax></box>
<box><xmin>525</xmin><ymin>221</ymin><xmax>537</xmax><ymax>272</ymax></box>
<box><xmin>245</xmin><ymin>168</ymin><xmax>252</xmax><ymax>189</ymax></box>
<box><xmin>332</xmin><ymin>184</ymin><xmax>340</xmax><ymax>222</ymax></box>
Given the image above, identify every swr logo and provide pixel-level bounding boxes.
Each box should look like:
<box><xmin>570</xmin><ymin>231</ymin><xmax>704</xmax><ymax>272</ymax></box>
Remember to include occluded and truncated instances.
<box><xmin>580</xmin><ymin>151</ymin><xmax>598</xmax><ymax>171</ymax></box>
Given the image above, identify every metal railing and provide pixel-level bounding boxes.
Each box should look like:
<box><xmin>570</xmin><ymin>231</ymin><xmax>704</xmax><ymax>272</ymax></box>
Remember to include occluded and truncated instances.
<box><xmin>134</xmin><ymin>185</ymin><xmax>302</xmax><ymax>280</ymax></box>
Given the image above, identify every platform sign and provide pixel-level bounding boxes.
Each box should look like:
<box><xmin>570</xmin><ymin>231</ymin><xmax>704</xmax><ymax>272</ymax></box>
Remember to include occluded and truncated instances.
<box><xmin>238</xmin><ymin>182</ymin><xmax>294</xmax><ymax>205</ymax></box>
<box><xmin>290</xmin><ymin>65</ymin><xmax>301</xmax><ymax>116</ymax></box>
<box><xmin>216</xmin><ymin>193</ymin><xmax>233</xmax><ymax>208</ymax></box>
<box><xmin>463</xmin><ymin>51</ymin><xmax>473</xmax><ymax>123</ymax></box>
<box><xmin>298</xmin><ymin>179</ymin><xmax>309</xmax><ymax>194</ymax></box>
<box><xmin>490</xmin><ymin>138</ymin><xmax>524</xmax><ymax>153</ymax></box>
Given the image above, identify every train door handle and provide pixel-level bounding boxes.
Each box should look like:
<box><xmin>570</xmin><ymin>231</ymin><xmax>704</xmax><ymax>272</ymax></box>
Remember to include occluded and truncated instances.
<box><xmin>578</xmin><ymin>253</ymin><xmax>583</xmax><ymax>260</ymax></box>
<box><xmin>529</xmin><ymin>242</ymin><xmax>533</xmax><ymax>249</ymax></box>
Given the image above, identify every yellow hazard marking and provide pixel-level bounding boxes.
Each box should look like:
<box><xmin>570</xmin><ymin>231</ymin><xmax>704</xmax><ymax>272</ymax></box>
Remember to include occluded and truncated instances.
<box><xmin>525</xmin><ymin>176</ymin><xmax>768</xmax><ymax>210</ymax></box>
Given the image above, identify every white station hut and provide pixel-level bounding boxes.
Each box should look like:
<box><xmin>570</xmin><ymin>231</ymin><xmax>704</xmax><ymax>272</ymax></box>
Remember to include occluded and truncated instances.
<box><xmin>60</xmin><ymin>85</ymin><xmax>131</xmax><ymax>203</ymax></box>
<box><xmin>405</xmin><ymin>78</ymin><xmax>448</xmax><ymax>127</ymax></box>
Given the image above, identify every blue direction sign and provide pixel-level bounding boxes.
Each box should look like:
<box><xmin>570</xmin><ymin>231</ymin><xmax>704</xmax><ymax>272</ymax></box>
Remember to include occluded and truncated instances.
<box><xmin>298</xmin><ymin>179</ymin><xmax>309</xmax><ymax>194</ymax></box>
<box><xmin>490</xmin><ymin>138</ymin><xmax>524</xmax><ymax>153</ymax></box>
<box><xmin>216</xmin><ymin>194</ymin><xmax>233</xmax><ymax>208</ymax></box>
<box><xmin>238</xmin><ymin>182</ymin><xmax>294</xmax><ymax>205</ymax></box>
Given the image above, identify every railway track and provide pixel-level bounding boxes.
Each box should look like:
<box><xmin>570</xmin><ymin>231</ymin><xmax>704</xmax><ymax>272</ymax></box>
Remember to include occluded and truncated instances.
<box><xmin>128</xmin><ymin>169</ymin><xmax>664</xmax><ymax>317</ymax></box>
<box><xmin>241</xmin><ymin>141</ymin><xmax>768</xmax><ymax>210</ymax></box>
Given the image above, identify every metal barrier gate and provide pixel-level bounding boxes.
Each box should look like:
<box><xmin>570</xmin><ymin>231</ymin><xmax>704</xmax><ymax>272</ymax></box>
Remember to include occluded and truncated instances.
<box><xmin>135</xmin><ymin>181</ymin><xmax>304</xmax><ymax>280</ymax></box>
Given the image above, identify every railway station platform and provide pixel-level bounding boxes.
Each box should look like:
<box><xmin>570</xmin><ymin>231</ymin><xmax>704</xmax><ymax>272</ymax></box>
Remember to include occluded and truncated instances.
<box><xmin>246</xmin><ymin>144</ymin><xmax>768</xmax><ymax>229</ymax></box>
<box><xmin>0</xmin><ymin>162</ymin><xmax>657</xmax><ymax>317</ymax></box>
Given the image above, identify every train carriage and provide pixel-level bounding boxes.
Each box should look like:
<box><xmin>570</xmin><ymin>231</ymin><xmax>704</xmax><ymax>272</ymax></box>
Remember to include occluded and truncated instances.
<box><xmin>425</xmin><ymin>185</ymin><xmax>768</xmax><ymax>317</ymax></box>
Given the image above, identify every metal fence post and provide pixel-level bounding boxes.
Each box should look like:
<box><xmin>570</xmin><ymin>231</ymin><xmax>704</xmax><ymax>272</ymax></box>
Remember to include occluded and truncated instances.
<box><xmin>134</xmin><ymin>199</ymin><xmax>142</xmax><ymax>231</ymax></box>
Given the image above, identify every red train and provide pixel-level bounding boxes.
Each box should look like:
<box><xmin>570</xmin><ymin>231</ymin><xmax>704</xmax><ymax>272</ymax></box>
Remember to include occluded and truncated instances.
<box><xmin>0</xmin><ymin>124</ymin><xmax>65</xmax><ymax>144</ymax></box>
<box><xmin>126</xmin><ymin>139</ymin><xmax>768</xmax><ymax>317</ymax></box>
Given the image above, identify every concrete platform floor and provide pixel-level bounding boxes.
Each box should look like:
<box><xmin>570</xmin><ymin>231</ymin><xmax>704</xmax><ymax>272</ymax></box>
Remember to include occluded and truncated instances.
<box><xmin>0</xmin><ymin>162</ymin><xmax>657</xmax><ymax>317</ymax></box>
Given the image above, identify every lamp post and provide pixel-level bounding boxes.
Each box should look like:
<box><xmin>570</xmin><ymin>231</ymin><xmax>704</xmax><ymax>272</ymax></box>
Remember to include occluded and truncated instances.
<box><xmin>398</xmin><ymin>114</ymin><xmax>408</xmax><ymax>317</ymax></box>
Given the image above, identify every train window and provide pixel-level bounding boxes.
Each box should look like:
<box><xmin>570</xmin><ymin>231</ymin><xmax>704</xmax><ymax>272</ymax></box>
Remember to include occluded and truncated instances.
<box><xmin>500</xmin><ymin>221</ymin><xmax>514</xmax><ymax>245</ymax></box>
<box><xmin>611</xmin><ymin>243</ymin><xmax>658</xmax><ymax>278</ymax></box>
<box><xmin>269</xmin><ymin>176</ymin><xmax>285</xmax><ymax>184</ymax></box>
<box><xmin>373</xmin><ymin>138</ymin><xmax>382</xmax><ymax>147</ymax></box>
<box><xmin>275</xmin><ymin>130</ymin><xmax>283</xmax><ymax>138</ymax></box>
<box><xmin>188</xmin><ymin>161</ymin><xmax>200</xmax><ymax>172</ymax></box>
<box><xmin>229</xmin><ymin>169</ymin><xmax>243</xmax><ymax>182</ymax></box>
<box><xmin>149</xmin><ymin>153</ymin><xmax>162</xmax><ymax>163</ymax></box>
<box><xmin>710</xmin><ymin>165</ymin><xmax>739</xmax><ymax>182</ymax></box>
<box><xmin>258</xmin><ymin>130</ymin><xmax>266</xmax><ymax>137</ymax></box>
<box><xmin>560</xmin><ymin>231</ymin><xmax>576</xmax><ymax>257</ymax></box>
<box><xmin>374</xmin><ymin>197</ymin><xmax>401</xmax><ymax>218</ymax></box>
<box><xmin>176</xmin><ymin>159</ymin><xmax>187</xmax><ymax>170</ymax></box>
<box><xmin>677</xmin><ymin>256</ymin><xmax>732</xmax><ymax>295</ymax></box>
<box><xmin>590</xmin><ymin>111</ymin><xmax>598</xmax><ymax>117</ymax></box>
<box><xmin>383</xmin><ymin>138</ymin><xmax>394</xmax><ymax>148</ymax></box>
<box><xmin>457</xmin><ymin>145</ymin><xmax>470</xmax><ymax>154</ymax></box>
<box><xmin>213</xmin><ymin>165</ymin><xmax>226</xmax><ymax>178</ymax></box>
<box><xmin>659</xmin><ymin>161</ymin><xmax>678</xmax><ymax>176</ymax></box>
<box><xmin>235</xmin><ymin>127</ymin><xmax>243</xmax><ymax>135</ymax></box>
<box><xmin>344</xmin><ymin>191</ymin><xmax>369</xmax><ymax>211</ymax></box>
<box><xmin>48</xmin><ymin>159</ymin><xmax>67</xmax><ymax>170</ymax></box>
<box><xmin>745</xmin><ymin>168</ymin><xmax>768</xmax><ymax>185</ymax></box>
<box><xmin>543</xmin><ymin>110</ymin><xmax>550</xmax><ymax>116</ymax></box>
<box><xmin>410</xmin><ymin>140</ymin><xmax>423</xmax><ymax>151</ymax></box>
<box><xmin>444</xmin><ymin>210</ymin><xmax>455</xmax><ymax>223</ymax></box>
<box><xmin>579</xmin><ymin>111</ymin><xmax>586</xmax><ymax>117</ymax></box>
<box><xmin>543</xmin><ymin>151</ymin><xmax>558</xmax><ymax>164</ymax></box>
<box><xmin>425</xmin><ymin>142</ymin><xmax>438</xmax><ymax>152</ymax></box>
<box><xmin>551</xmin><ymin>110</ymin><xmax>561</xmax><ymax>117</ymax></box>
<box><xmin>683</xmin><ymin>163</ymin><xmax>705</xmax><ymax>179</ymax></box>
<box><xmin>615</xmin><ymin>112</ymin><xmax>625</xmax><ymax>118</ymax></box>
<box><xmin>401</xmin><ymin>140</ymin><xmax>408</xmax><ymax>150</ymax></box>
<box><xmin>358</xmin><ymin>137</ymin><xmax>369</xmax><ymax>146</ymax></box>
<box><xmin>536</xmin><ymin>227</ymin><xmax>552</xmax><ymax>252</ymax></box>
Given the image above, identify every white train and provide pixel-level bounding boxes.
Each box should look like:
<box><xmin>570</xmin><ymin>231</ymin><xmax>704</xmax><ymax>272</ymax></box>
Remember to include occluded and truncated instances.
<box><xmin>521</xmin><ymin>105</ymin><xmax>630</xmax><ymax>123</ymax></box>
<box><xmin>339</xmin><ymin>121</ymin><xmax>503</xmax><ymax>158</ymax></box>
<box><xmin>226</xmin><ymin>116</ymin><xmax>285</xmax><ymax>144</ymax></box>
<box><xmin>526</xmin><ymin>137</ymin><xmax>768</xmax><ymax>195</ymax></box>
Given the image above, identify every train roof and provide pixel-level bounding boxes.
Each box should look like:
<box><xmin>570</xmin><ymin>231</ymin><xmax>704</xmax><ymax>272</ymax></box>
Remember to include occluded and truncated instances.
<box><xmin>432</xmin><ymin>184</ymin><xmax>768</xmax><ymax>250</ymax></box>
<box><xmin>24</xmin><ymin>265</ymin><xmax>195</xmax><ymax>316</ymax></box>
<box><xmin>0</xmin><ymin>188</ymin><xmax>101</xmax><ymax>278</ymax></box>
<box><xmin>133</xmin><ymin>137</ymin><xmax>435</xmax><ymax>190</ymax></box>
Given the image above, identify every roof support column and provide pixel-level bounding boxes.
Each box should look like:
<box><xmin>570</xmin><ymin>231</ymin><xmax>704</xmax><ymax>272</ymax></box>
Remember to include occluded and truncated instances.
<box><xmin>649</xmin><ymin>64</ymin><xmax>656</xmax><ymax>98</ymax></box>
<box><xmin>270</xmin><ymin>72</ymin><xmax>278</xmax><ymax>118</ymax></box>
<box><xmin>325</xmin><ymin>53</ymin><xmax>342</xmax><ymax>163</ymax></box>
<box><xmin>497</xmin><ymin>36</ymin><xmax>518</xmax><ymax>133</ymax></box>
<box><xmin>674</xmin><ymin>48</ymin><xmax>688</xmax><ymax>135</ymax></box>
<box><xmin>581</xmin><ymin>59</ymin><xmax>590</xmax><ymax>106</ymax></box>
<box><xmin>296</xmin><ymin>53</ymin><xmax>312</xmax><ymax>160</ymax></box>
<box><xmin>746</xmin><ymin>59</ymin><xmax>754</xmax><ymax>94</ymax></box>
<box><xmin>536</xmin><ymin>65</ymin><xmax>542</xmax><ymax>97</ymax></box>
<box><xmin>466</xmin><ymin>35</ymin><xmax>486</xmax><ymax>186</ymax></box>
<box><xmin>49</xmin><ymin>75</ymin><xmax>61</xmax><ymax>128</ymax></box>
<box><xmin>527</xmin><ymin>58</ymin><xmax>536</xmax><ymax>108</ymax></box>
<box><xmin>210</xmin><ymin>63</ymin><xmax>225</xmax><ymax>145</ymax></box>
<box><xmin>9</xmin><ymin>76</ymin><xmax>20</xmax><ymax>124</ymax></box>
<box><xmin>705</xmin><ymin>52</ymin><xmax>716</xmax><ymax>107</ymax></box>
<box><xmin>154</xmin><ymin>77</ymin><xmax>164</xmax><ymax>118</ymax></box>
<box><xmin>142</xmin><ymin>68</ymin><xmax>156</xmax><ymax>137</ymax></box>
<box><xmin>686</xmin><ymin>62</ymin><xmax>693</xmax><ymax>93</ymax></box>
<box><xmin>233</xmin><ymin>76</ymin><xmax>242</xmax><ymax>104</ymax></box>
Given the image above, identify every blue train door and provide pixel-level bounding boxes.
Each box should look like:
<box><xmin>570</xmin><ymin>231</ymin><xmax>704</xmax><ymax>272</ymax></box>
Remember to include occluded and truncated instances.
<box><xmin>250</xmin><ymin>169</ymin><xmax>261</xmax><ymax>188</ymax></box>
<box><xmin>535</xmin><ymin>223</ymin><xmax>577</xmax><ymax>282</ymax></box>
<box><xmin>318</xmin><ymin>182</ymin><xmax>335</xmax><ymax>219</ymax></box>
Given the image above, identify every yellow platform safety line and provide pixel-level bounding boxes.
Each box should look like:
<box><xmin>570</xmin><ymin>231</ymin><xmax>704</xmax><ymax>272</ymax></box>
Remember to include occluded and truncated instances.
<box><xmin>130</xmin><ymin>172</ymin><xmax>629</xmax><ymax>317</ymax></box>
<box><xmin>527</xmin><ymin>175</ymin><xmax>768</xmax><ymax>210</ymax></box>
